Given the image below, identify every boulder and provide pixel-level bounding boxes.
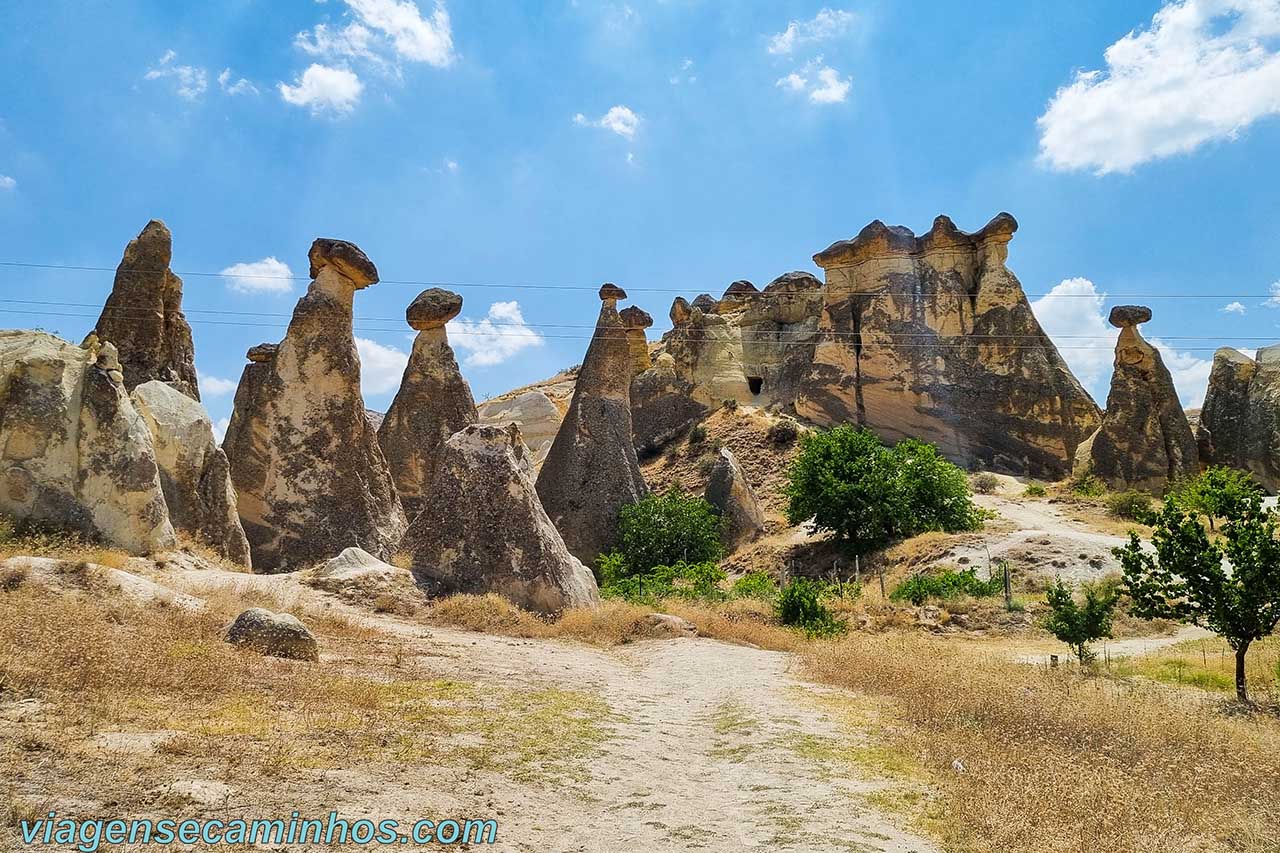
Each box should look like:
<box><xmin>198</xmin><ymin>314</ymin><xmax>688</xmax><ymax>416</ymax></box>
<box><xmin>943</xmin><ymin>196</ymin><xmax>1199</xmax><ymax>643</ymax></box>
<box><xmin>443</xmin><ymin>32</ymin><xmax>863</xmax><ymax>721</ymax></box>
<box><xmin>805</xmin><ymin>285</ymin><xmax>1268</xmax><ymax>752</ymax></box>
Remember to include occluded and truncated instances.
<box><xmin>536</xmin><ymin>284</ymin><xmax>648</xmax><ymax>563</ymax></box>
<box><xmin>312</xmin><ymin>546</ymin><xmax>404</xmax><ymax>585</ymax></box>
<box><xmin>405</xmin><ymin>423</ymin><xmax>600</xmax><ymax>614</ymax></box>
<box><xmin>222</xmin><ymin>239</ymin><xmax>407</xmax><ymax>570</ymax></box>
<box><xmin>1074</xmin><ymin>306</ymin><xmax>1197</xmax><ymax>492</ymax></box>
<box><xmin>91</xmin><ymin>220</ymin><xmax>200</xmax><ymax>400</ymax></box>
<box><xmin>1198</xmin><ymin>345</ymin><xmax>1280</xmax><ymax>492</ymax></box>
<box><xmin>377</xmin><ymin>289</ymin><xmax>477</xmax><ymax>520</ymax></box>
<box><xmin>703</xmin><ymin>447</ymin><xmax>766</xmax><ymax>551</ymax></box>
<box><xmin>0</xmin><ymin>331</ymin><xmax>175</xmax><ymax>554</ymax></box>
<box><xmin>131</xmin><ymin>381</ymin><xmax>251</xmax><ymax>566</ymax></box>
<box><xmin>644</xmin><ymin>613</ymin><xmax>698</xmax><ymax>638</ymax></box>
<box><xmin>477</xmin><ymin>390</ymin><xmax>563</xmax><ymax>467</ymax></box>
<box><xmin>225</xmin><ymin>608</ymin><xmax>319</xmax><ymax>662</ymax></box>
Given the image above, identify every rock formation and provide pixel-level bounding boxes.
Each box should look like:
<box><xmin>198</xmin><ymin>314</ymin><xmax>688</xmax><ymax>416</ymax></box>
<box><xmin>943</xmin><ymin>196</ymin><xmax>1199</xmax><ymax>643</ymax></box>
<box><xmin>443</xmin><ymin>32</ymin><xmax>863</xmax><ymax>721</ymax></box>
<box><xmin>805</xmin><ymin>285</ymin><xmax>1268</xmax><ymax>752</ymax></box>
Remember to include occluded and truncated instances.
<box><xmin>131</xmin><ymin>380</ymin><xmax>251</xmax><ymax>566</ymax></box>
<box><xmin>0</xmin><ymin>331</ymin><xmax>176</xmax><ymax>554</ymax></box>
<box><xmin>620</xmin><ymin>306</ymin><xmax>654</xmax><ymax>375</ymax></box>
<box><xmin>536</xmin><ymin>284</ymin><xmax>648</xmax><ymax>563</ymax></box>
<box><xmin>1197</xmin><ymin>345</ymin><xmax>1280</xmax><ymax>491</ymax></box>
<box><xmin>704</xmin><ymin>447</ymin><xmax>766</xmax><ymax>551</ymax></box>
<box><xmin>1074</xmin><ymin>306</ymin><xmax>1197</xmax><ymax>493</ymax></box>
<box><xmin>225</xmin><ymin>608</ymin><xmax>319</xmax><ymax>662</ymax></box>
<box><xmin>478</xmin><ymin>390</ymin><xmax>564</xmax><ymax>467</ymax></box>
<box><xmin>377</xmin><ymin>288</ymin><xmax>477</xmax><ymax>520</ymax></box>
<box><xmin>222</xmin><ymin>239</ymin><xmax>406</xmax><ymax>570</ymax></box>
<box><xmin>405</xmin><ymin>423</ymin><xmax>600</xmax><ymax>614</ymax></box>
<box><xmin>91</xmin><ymin>220</ymin><xmax>200</xmax><ymax>400</ymax></box>
<box><xmin>634</xmin><ymin>215</ymin><xmax>1100</xmax><ymax>477</ymax></box>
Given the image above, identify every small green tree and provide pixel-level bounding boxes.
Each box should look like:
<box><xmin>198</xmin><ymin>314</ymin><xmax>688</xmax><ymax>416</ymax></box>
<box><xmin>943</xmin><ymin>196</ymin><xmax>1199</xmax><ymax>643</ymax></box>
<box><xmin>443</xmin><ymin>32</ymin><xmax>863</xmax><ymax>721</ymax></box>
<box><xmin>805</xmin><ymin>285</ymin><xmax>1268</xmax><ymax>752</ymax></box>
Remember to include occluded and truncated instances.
<box><xmin>1115</xmin><ymin>495</ymin><xmax>1280</xmax><ymax>703</ymax></box>
<box><xmin>1169</xmin><ymin>466</ymin><xmax>1262</xmax><ymax>531</ymax></box>
<box><xmin>610</xmin><ymin>488</ymin><xmax>723</xmax><ymax>576</ymax></box>
<box><xmin>777</xmin><ymin>578</ymin><xmax>845</xmax><ymax>636</ymax></box>
<box><xmin>1042</xmin><ymin>578</ymin><xmax>1119</xmax><ymax>664</ymax></box>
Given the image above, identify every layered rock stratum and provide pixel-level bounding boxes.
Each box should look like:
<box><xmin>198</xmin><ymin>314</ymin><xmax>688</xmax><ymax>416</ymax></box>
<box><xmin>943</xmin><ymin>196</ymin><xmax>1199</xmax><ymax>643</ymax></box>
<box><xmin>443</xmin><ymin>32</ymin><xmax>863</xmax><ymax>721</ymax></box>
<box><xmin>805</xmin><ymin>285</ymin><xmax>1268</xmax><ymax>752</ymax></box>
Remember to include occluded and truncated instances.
<box><xmin>0</xmin><ymin>331</ymin><xmax>176</xmax><ymax>554</ymax></box>
<box><xmin>1074</xmin><ymin>306</ymin><xmax>1197</xmax><ymax>493</ymax></box>
<box><xmin>377</xmin><ymin>288</ymin><xmax>477</xmax><ymax>520</ymax></box>
<box><xmin>1198</xmin><ymin>344</ymin><xmax>1280</xmax><ymax>492</ymax></box>
<box><xmin>92</xmin><ymin>220</ymin><xmax>200</xmax><ymax>400</ymax></box>
<box><xmin>405</xmin><ymin>423</ymin><xmax>600</xmax><ymax>614</ymax></box>
<box><xmin>223</xmin><ymin>239</ymin><xmax>406</xmax><ymax>570</ymax></box>
<box><xmin>536</xmin><ymin>284</ymin><xmax>648</xmax><ymax>563</ymax></box>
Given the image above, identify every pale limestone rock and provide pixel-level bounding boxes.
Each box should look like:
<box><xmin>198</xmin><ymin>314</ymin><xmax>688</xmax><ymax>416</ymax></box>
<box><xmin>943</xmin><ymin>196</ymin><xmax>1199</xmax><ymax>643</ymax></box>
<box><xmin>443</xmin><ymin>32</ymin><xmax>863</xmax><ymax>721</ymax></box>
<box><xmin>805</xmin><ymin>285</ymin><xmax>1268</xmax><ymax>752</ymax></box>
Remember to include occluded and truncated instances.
<box><xmin>405</xmin><ymin>423</ymin><xmax>600</xmax><ymax>614</ymax></box>
<box><xmin>0</xmin><ymin>331</ymin><xmax>175</xmax><ymax>554</ymax></box>
<box><xmin>132</xmin><ymin>381</ymin><xmax>250</xmax><ymax>566</ymax></box>
<box><xmin>92</xmin><ymin>220</ymin><xmax>200</xmax><ymax>400</ymax></box>
<box><xmin>223</xmin><ymin>239</ymin><xmax>406</xmax><ymax>570</ymax></box>
<box><xmin>620</xmin><ymin>305</ymin><xmax>654</xmax><ymax>375</ymax></box>
<box><xmin>704</xmin><ymin>447</ymin><xmax>766</xmax><ymax>551</ymax></box>
<box><xmin>377</xmin><ymin>289</ymin><xmax>477</xmax><ymax>520</ymax></box>
<box><xmin>478</xmin><ymin>390</ymin><xmax>563</xmax><ymax>467</ymax></box>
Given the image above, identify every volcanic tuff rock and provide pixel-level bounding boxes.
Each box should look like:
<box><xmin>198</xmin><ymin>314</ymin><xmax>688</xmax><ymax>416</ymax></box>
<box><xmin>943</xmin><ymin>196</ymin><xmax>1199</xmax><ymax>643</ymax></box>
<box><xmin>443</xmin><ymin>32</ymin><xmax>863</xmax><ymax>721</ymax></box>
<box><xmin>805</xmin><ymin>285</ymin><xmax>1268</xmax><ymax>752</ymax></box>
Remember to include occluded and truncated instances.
<box><xmin>377</xmin><ymin>289</ymin><xmax>477</xmax><ymax>520</ymax></box>
<box><xmin>1198</xmin><ymin>345</ymin><xmax>1280</xmax><ymax>492</ymax></box>
<box><xmin>92</xmin><ymin>220</ymin><xmax>200</xmax><ymax>400</ymax></box>
<box><xmin>0</xmin><ymin>331</ymin><xmax>175</xmax><ymax>554</ymax></box>
<box><xmin>478</xmin><ymin>390</ymin><xmax>564</xmax><ymax>467</ymax></box>
<box><xmin>225</xmin><ymin>608</ymin><xmax>319</xmax><ymax>662</ymax></box>
<box><xmin>536</xmin><ymin>284</ymin><xmax>648</xmax><ymax>563</ymax></box>
<box><xmin>405</xmin><ymin>423</ymin><xmax>600</xmax><ymax>614</ymax></box>
<box><xmin>620</xmin><ymin>305</ymin><xmax>655</xmax><ymax>375</ymax></box>
<box><xmin>131</xmin><ymin>380</ymin><xmax>251</xmax><ymax>566</ymax></box>
<box><xmin>1074</xmin><ymin>306</ymin><xmax>1197</xmax><ymax>493</ymax></box>
<box><xmin>704</xmin><ymin>447</ymin><xmax>766</xmax><ymax>551</ymax></box>
<box><xmin>222</xmin><ymin>239</ymin><xmax>406</xmax><ymax>570</ymax></box>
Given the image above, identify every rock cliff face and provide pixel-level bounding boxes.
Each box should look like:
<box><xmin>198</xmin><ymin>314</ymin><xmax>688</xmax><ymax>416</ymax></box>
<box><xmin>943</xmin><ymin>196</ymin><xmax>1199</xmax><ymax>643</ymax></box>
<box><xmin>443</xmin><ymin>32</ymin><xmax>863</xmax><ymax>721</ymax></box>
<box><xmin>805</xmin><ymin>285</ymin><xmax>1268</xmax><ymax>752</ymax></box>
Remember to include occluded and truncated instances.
<box><xmin>536</xmin><ymin>284</ymin><xmax>648</xmax><ymax>563</ymax></box>
<box><xmin>1198</xmin><ymin>345</ymin><xmax>1280</xmax><ymax>492</ymax></box>
<box><xmin>223</xmin><ymin>239</ymin><xmax>407</xmax><ymax>570</ymax></box>
<box><xmin>478</xmin><ymin>389</ymin><xmax>565</xmax><ymax>468</ymax></box>
<box><xmin>0</xmin><ymin>331</ymin><xmax>176</xmax><ymax>554</ymax></box>
<box><xmin>132</xmin><ymin>380</ymin><xmax>251</xmax><ymax>566</ymax></box>
<box><xmin>92</xmin><ymin>220</ymin><xmax>200</xmax><ymax>400</ymax></box>
<box><xmin>377</xmin><ymin>289</ymin><xmax>477</xmax><ymax>520</ymax></box>
<box><xmin>405</xmin><ymin>423</ymin><xmax>600</xmax><ymax>614</ymax></box>
<box><xmin>1074</xmin><ymin>307</ymin><xmax>1197</xmax><ymax>493</ymax></box>
<box><xmin>704</xmin><ymin>447</ymin><xmax>765</xmax><ymax>551</ymax></box>
<box><xmin>636</xmin><ymin>214</ymin><xmax>1100</xmax><ymax>477</ymax></box>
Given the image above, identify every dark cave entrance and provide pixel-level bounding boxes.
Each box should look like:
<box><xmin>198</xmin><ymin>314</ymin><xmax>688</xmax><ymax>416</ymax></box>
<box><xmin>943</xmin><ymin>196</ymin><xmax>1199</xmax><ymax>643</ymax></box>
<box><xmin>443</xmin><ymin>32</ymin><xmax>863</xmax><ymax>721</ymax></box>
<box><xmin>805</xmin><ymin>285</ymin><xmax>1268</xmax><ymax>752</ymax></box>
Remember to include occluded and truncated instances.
<box><xmin>747</xmin><ymin>376</ymin><xmax>763</xmax><ymax>396</ymax></box>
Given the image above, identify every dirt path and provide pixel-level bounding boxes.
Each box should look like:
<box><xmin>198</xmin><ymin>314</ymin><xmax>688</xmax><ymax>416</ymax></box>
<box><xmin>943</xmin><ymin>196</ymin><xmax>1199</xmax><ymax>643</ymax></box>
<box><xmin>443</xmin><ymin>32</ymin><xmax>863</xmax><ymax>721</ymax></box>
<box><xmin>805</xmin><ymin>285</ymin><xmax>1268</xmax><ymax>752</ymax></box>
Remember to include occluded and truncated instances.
<box><xmin>176</xmin><ymin>569</ymin><xmax>938</xmax><ymax>853</ymax></box>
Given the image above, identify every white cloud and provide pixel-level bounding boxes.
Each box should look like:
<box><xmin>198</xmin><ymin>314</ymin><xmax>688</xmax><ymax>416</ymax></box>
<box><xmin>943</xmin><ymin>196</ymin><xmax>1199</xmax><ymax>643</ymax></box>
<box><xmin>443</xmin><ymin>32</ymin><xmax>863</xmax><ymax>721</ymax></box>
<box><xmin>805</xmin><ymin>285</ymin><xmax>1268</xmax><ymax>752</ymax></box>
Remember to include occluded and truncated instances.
<box><xmin>768</xmin><ymin>8</ymin><xmax>856</xmax><ymax>55</ymax></box>
<box><xmin>0</xmin><ymin>175</ymin><xmax>14</xmax><ymax>191</ymax></box>
<box><xmin>1264</xmin><ymin>280</ymin><xmax>1280</xmax><ymax>307</ymax></box>
<box><xmin>1031</xmin><ymin>276</ymin><xmax>1211</xmax><ymax>407</ymax></box>
<box><xmin>296</xmin><ymin>22</ymin><xmax>380</xmax><ymax>62</ymax></box>
<box><xmin>279</xmin><ymin>64</ymin><xmax>365</xmax><ymax>114</ymax></box>
<box><xmin>1222</xmin><ymin>300</ymin><xmax>1247</xmax><ymax>314</ymax></box>
<box><xmin>670</xmin><ymin>58</ymin><xmax>696</xmax><ymax>85</ymax></box>
<box><xmin>1037</xmin><ymin>0</ymin><xmax>1280</xmax><ymax>174</ymax></box>
<box><xmin>776</xmin><ymin>58</ymin><xmax>851</xmax><ymax>104</ymax></box>
<box><xmin>217</xmin><ymin>68</ymin><xmax>259</xmax><ymax>96</ymax></box>
<box><xmin>443</xmin><ymin>157</ymin><xmax>459</xmax><ymax>172</ymax></box>
<box><xmin>355</xmin><ymin>337</ymin><xmax>410</xmax><ymax>396</ymax></box>
<box><xmin>199</xmin><ymin>374</ymin><xmax>239</xmax><ymax>397</ymax></box>
<box><xmin>448</xmin><ymin>301</ymin><xmax>545</xmax><ymax>368</ymax></box>
<box><xmin>574</xmin><ymin>105</ymin><xmax>640</xmax><ymax>138</ymax></box>
<box><xmin>145</xmin><ymin>50</ymin><xmax>208</xmax><ymax>100</ymax></box>
<box><xmin>212</xmin><ymin>417</ymin><xmax>231</xmax><ymax>444</ymax></box>
<box><xmin>296</xmin><ymin>0</ymin><xmax>454</xmax><ymax>69</ymax></box>
<box><xmin>220</xmin><ymin>257</ymin><xmax>296</xmax><ymax>294</ymax></box>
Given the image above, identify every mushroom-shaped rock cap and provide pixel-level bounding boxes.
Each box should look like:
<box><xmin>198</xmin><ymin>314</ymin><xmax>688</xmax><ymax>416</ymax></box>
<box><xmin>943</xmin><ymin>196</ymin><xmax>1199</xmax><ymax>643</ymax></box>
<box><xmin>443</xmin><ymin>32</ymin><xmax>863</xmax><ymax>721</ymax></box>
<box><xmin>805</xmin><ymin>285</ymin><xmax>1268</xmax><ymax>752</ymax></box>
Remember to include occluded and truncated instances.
<box><xmin>246</xmin><ymin>343</ymin><xmax>279</xmax><ymax>363</ymax></box>
<box><xmin>669</xmin><ymin>296</ymin><xmax>692</xmax><ymax>326</ymax></box>
<box><xmin>722</xmin><ymin>280</ymin><xmax>759</xmax><ymax>299</ymax></box>
<box><xmin>308</xmin><ymin>238</ymin><xmax>379</xmax><ymax>287</ymax></box>
<box><xmin>406</xmin><ymin>288</ymin><xmax>463</xmax><ymax>330</ymax></box>
<box><xmin>599</xmin><ymin>282</ymin><xmax>627</xmax><ymax>301</ymax></box>
<box><xmin>691</xmin><ymin>293</ymin><xmax>718</xmax><ymax>312</ymax></box>
<box><xmin>1109</xmin><ymin>305</ymin><xmax>1152</xmax><ymax>328</ymax></box>
<box><xmin>620</xmin><ymin>305</ymin><xmax>654</xmax><ymax>330</ymax></box>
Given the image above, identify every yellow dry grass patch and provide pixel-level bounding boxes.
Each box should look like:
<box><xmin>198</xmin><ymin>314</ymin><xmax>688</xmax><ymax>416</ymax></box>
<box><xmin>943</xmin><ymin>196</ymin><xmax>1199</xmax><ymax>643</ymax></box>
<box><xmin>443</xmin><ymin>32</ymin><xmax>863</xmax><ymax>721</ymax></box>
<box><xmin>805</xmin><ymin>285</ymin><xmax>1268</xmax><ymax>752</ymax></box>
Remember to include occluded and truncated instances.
<box><xmin>1113</xmin><ymin>634</ymin><xmax>1280</xmax><ymax>699</ymax></box>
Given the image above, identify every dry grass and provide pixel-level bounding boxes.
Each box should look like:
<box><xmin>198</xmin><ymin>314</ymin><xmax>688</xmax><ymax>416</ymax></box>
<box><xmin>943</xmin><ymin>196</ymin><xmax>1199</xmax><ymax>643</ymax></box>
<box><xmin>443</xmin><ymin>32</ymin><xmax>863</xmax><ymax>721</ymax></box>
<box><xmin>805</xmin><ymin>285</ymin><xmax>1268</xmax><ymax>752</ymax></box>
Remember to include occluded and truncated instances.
<box><xmin>802</xmin><ymin>634</ymin><xmax>1280</xmax><ymax>853</ymax></box>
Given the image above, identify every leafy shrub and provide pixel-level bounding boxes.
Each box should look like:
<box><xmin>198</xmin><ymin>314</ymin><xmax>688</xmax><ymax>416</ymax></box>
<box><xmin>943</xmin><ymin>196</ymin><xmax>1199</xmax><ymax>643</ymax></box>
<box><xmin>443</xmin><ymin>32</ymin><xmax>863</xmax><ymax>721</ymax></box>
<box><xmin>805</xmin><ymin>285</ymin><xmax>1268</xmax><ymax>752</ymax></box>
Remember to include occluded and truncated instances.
<box><xmin>721</xmin><ymin>398</ymin><xmax>738</xmax><ymax>411</ymax></box>
<box><xmin>1023</xmin><ymin>483</ymin><xmax>1047</xmax><ymax>498</ymax></box>
<box><xmin>1106</xmin><ymin>490</ymin><xmax>1153</xmax><ymax>521</ymax></box>
<box><xmin>767</xmin><ymin>419</ymin><xmax>799</xmax><ymax>444</ymax></box>
<box><xmin>1070</xmin><ymin>471</ymin><xmax>1107</xmax><ymax>497</ymax></box>
<box><xmin>784</xmin><ymin>426</ymin><xmax>983</xmax><ymax>556</ymax></box>
<box><xmin>1169</xmin><ymin>466</ymin><xmax>1262</xmax><ymax>529</ymax></box>
<box><xmin>610</xmin><ymin>488</ymin><xmax>723</xmax><ymax>576</ymax></box>
<box><xmin>687</xmin><ymin>425</ymin><xmax>707</xmax><ymax>446</ymax></box>
<box><xmin>971</xmin><ymin>473</ymin><xmax>1000</xmax><ymax>495</ymax></box>
<box><xmin>777</xmin><ymin>578</ymin><xmax>846</xmax><ymax>636</ymax></box>
<box><xmin>600</xmin><ymin>560</ymin><xmax>727</xmax><ymax>605</ymax></box>
<box><xmin>730</xmin><ymin>571</ymin><xmax>779</xmax><ymax>601</ymax></box>
<box><xmin>1043</xmin><ymin>578</ymin><xmax>1119</xmax><ymax>664</ymax></box>
<box><xmin>890</xmin><ymin>567</ymin><xmax>1004</xmax><ymax>606</ymax></box>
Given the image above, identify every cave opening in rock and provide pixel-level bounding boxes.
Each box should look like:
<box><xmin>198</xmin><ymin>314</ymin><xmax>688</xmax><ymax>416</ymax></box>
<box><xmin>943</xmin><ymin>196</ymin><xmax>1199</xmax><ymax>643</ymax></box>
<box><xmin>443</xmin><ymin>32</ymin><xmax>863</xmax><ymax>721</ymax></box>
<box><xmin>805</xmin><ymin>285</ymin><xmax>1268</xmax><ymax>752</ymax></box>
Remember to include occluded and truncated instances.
<box><xmin>747</xmin><ymin>376</ymin><xmax>763</xmax><ymax>395</ymax></box>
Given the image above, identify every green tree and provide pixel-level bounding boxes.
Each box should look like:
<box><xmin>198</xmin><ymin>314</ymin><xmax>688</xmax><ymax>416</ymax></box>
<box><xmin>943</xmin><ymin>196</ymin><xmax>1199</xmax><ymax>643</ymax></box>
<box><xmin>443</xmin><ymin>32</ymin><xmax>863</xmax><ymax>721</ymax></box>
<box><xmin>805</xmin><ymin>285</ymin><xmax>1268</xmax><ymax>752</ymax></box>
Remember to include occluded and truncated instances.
<box><xmin>1169</xmin><ymin>466</ymin><xmax>1262</xmax><ymax>531</ymax></box>
<box><xmin>1042</xmin><ymin>578</ymin><xmax>1119</xmax><ymax>664</ymax></box>
<box><xmin>611</xmin><ymin>488</ymin><xmax>723</xmax><ymax>576</ymax></box>
<box><xmin>783</xmin><ymin>426</ymin><xmax>981</xmax><ymax>556</ymax></box>
<box><xmin>1115</xmin><ymin>495</ymin><xmax>1280</xmax><ymax>703</ymax></box>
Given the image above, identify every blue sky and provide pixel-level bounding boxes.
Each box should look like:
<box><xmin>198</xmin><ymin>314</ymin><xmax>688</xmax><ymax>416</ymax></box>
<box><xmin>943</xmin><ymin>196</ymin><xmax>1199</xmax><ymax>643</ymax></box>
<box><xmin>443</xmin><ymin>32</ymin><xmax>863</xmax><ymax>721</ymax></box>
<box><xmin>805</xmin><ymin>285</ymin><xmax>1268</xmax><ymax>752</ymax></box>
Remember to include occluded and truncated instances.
<box><xmin>2</xmin><ymin>0</ymin><xmax>1279</xmax><ymax>436</ymax></box>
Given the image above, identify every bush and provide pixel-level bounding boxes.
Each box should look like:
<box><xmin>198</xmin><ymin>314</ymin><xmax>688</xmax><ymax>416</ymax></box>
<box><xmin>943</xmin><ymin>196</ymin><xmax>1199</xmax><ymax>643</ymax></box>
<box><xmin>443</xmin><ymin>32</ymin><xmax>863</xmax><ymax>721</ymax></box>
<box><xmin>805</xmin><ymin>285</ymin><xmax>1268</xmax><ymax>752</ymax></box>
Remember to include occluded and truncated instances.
<box><xmin>1043</xmin><ymin>577</ymin><xmax>1119</xmax><ymax>664</ymax></box>
<box><xmin>784</xmin><ymin>426</ymin><xmax>982</xmax><ymax>556</ymax></box>
<box><xmin>613</xmin><ymin>488</ymin><xmax>723</xmax><ymax>576</ymax></box>
<box><xmin>730</xmin><ymin>571</ymin><xmax>779</xmax><ymax>602</ymax></box>
<box><xmin>1070</xmin><ymin>471</ymin><xmax>1107</xmax><ymax>497</ymax></box>
<box><xmin>1106</xmin><ymin>490</ymin><xmax>1153</xmax><ymax>521</ymax></box>
<box><xmin>600</xmin><ymin>560</ymin><xmax>727</xmax><ymax>605</ymax></box>
<box><xmin>777</xmin><ymin>578</ymin><xmax>845</xmax><ymax>636</ymax></box>
<box><xmin>1023</xmin><ymin>483</ymin><xmax>1047</xmax><ymax>497</ymax></box>
<box><xmin>721</xmin><ymin>399</ymin><xmax>738</xmax><ymax>411</ymax></box>
<box><xmin>890</xmin><ymin>567</ymin><xmax>1005</xmax><ymax>606</ymax></box>
<box><xmin>687</xmin><ymin>425</ymin><xmax>707</xmax><ymax>446</ymax></box>
<box><xmin>971</xmin><ymin>473</ymin><xmax>1001</xmax><ymax>495</ymax></box>
<box><xmin>1169</xmin><ymin>466</ymin><xmax>1262</xmax><ymax>529</ymax></box>
<box><xmin>767</xmin><ymin>419</ymin><xmax>799</xmax><ymax>445</ymax></box>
